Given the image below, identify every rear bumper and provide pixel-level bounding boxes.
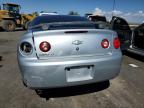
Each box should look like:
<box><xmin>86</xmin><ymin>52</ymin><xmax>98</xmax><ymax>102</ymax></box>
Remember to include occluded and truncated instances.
<box><xmin>18</xmin><ymin>52</ymin><xmax>122</xmax><ymax>89</ymax></box>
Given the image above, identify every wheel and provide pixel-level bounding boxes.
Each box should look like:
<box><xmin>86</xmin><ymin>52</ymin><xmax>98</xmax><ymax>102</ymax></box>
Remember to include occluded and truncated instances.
<box><xmin>1</xmin><ymin>20</ymin><xmax>16</xmax><ymax>32</ymax></box>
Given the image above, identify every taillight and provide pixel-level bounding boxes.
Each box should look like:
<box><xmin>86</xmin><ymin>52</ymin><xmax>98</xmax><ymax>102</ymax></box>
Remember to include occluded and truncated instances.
<box><xmin>113</xmin><ymin>37</ymin><xmax>120</xmax><ymax>49</ymax></box>
<box><xmin>101</xmin><ymin>39</ymin><xmax>109</xmax><ymax>49</ymax></box>
<box><xmin>20</xmin><ymin>42</ymin><xmax>32</xmax><ymax>55</ymax></box>
<box><xmin>39</xmin><ymin>41</ymin><xmax>51</xmax><ymax>52</ymax></box>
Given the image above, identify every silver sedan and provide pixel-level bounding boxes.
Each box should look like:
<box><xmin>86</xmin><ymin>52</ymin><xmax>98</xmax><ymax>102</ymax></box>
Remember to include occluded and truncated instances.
<box><xmin>17</xmin><ymin>15</ymin><xmax>122</xmax><ymax>90</ymax></box>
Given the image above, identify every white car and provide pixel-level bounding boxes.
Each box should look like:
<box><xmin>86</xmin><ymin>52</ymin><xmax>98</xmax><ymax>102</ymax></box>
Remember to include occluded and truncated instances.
<box><xmin>17</xmin><ymin>15</ymin><xmax>122</xmax><ymax>94</ymax></box>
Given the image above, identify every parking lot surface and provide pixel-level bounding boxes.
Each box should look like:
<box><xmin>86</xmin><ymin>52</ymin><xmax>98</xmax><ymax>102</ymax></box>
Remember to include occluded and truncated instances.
<box><xmin>0</xmin><ymin>30</ymin><xmax>144</xmax><ymax>108</ymax></box>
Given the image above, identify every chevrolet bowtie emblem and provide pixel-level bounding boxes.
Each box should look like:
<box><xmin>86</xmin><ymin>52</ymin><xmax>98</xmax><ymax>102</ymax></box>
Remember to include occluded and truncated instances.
<box><xmin>72</xmin><ymin>40</ymin><xmax>83</xmax><ymax>45</ymax></box>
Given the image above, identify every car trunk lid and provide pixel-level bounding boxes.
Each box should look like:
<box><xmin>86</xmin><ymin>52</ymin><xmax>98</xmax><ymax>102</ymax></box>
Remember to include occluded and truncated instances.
<box><xmin>32</xmin><ymin>29</ymin><xmax>113</xmax><ymax>59</ymax></box>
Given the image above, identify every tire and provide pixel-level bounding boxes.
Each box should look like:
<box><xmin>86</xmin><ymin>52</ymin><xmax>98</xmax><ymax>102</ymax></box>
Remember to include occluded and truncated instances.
<box><xmin>1</xmin><ymin>20</ymin><xmax>16</xmax><ymax>32</ymax></box>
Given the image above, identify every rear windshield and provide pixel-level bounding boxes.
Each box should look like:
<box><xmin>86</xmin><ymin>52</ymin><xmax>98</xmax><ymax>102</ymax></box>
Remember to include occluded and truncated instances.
<box><xmin>29</xmin><ymin>15</ymin><xmax>106</xmax><ymax>30</ymax></box>
<box><xmin>30</xmin><ymin>15</ymin><xmax>89</xmax><ymax>26</ymax></box>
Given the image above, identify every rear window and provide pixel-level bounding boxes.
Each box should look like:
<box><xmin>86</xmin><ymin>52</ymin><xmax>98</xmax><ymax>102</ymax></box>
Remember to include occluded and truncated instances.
<box><xmin>30</xmin><ymin>15</ymin><xmax>89</xmax><ymax>26</ymax></box>
<box><xmin>29</xmin><ymin>15</ymin><xmax>102</xmax><ymax>30</ymax></box>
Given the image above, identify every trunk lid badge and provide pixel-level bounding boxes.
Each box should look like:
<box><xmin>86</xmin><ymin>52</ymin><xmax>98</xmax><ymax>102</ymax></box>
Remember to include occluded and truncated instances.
<box><xmin>72</xmin><ymin>40</ymin><xmax>83</xmax><ymax>45</ymax></box>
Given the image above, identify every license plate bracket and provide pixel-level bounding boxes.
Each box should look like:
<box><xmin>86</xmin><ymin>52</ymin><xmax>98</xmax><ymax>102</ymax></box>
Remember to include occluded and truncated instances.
<box><xmin>66</xmin><ymin>65</ymin><xmax>94</xmax><ymax>82</ymax></box>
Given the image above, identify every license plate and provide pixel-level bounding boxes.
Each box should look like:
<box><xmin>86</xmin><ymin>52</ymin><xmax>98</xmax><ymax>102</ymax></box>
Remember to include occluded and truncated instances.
<box><xmin>66</xmin><ymin>66</ymin><xmax>94</xmax><ymax>82</ymax></box>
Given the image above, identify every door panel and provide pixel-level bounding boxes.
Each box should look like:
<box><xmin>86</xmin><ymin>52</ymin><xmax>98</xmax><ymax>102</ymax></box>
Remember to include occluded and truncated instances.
<box><xmin>110</xmin><ymin>16</ymin><xmax>132</xmax><ymax>50</ymax></box>
<box><xmin>133</xmin><ymin>24</ymin><xmax>144</xmax><ymax>49</ymax></box>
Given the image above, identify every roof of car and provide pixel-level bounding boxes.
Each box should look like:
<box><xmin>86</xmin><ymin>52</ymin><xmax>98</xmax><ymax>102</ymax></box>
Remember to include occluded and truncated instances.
<box><xmin>39</xmin><ymin>12</ymin><xmax>58</xmax><ymax>16</ymax></box>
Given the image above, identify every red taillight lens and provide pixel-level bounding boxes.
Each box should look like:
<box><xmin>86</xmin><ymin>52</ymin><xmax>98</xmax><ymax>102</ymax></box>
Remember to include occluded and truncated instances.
<box><xmin>39</xmin><ymin>41</ymin><xmax>51</xmax><ymax>52</ymax></box>
<box><xmin>113</xmin><ymin>37</ymin><xmax>120</xmax><ymax>49</ymax></box>
<box><xmin>101</xmin><ymin>39</ymin><xmax>109</xmax><ymax>49</ymax></box>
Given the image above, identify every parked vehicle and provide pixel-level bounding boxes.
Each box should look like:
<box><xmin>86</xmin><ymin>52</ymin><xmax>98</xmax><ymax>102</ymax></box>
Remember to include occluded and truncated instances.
<box><xmin>17</xmin><ymin>15</ymin><xmax>122</xmax><ymax>92</ymax></box>
<box><xmin>110</xmin><ymin>16</ymin><xmax>132</xmax><ymax>51</ymax></box>
<box><xmin>87</xmin><ymin>15</ymin><xmax>107</xmax><ymax>22</ymax></box>
<box><xmin>110</xmin><ymin>16</ymin><xmax>144</xmax><ymax>56</ymax></box>
<box><xmin>0</xmin><ymin>3</ymin><xmax>36</xmax><ymax>31</ymax></box>
<box><xmin>128</xmin><ymin>23</ymin><xmax>144</xmax><ymax>56</ymax></box>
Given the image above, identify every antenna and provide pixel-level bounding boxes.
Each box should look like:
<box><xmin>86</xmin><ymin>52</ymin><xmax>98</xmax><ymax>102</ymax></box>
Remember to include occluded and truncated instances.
<box><xmin>112</xmin><ymin>0</ymin><xmax>116</xmax><ymax>17</ymax></box>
